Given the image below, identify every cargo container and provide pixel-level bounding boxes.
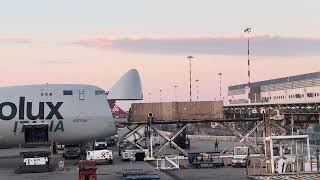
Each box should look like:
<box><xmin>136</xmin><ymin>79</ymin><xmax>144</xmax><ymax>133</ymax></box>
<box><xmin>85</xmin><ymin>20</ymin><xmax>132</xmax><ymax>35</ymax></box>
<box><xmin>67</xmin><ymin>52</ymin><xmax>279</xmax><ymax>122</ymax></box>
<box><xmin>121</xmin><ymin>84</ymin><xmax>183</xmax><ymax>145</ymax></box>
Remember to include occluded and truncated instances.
<box><xmin>129</xmin><ymin>101</ymin><xmax>223</xmax><ymax>122</ymax></box>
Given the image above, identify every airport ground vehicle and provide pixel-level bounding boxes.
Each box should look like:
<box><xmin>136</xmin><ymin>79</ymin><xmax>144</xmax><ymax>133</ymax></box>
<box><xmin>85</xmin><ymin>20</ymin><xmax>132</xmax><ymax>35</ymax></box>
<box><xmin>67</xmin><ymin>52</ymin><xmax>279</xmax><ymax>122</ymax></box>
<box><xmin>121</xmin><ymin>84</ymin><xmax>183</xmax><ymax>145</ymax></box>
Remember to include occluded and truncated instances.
<box><xmin>79</xmin><ymin>160</ymin><xmax>97</xmax><ymax>180</ymax></box>
<box><xmin>86</xmin><ymin>149</ymin><xmax>113</xmax><ymax>164</ymax></box>
<box><xmin>57</xmin><ymin>144</ymin><xmax>65</xmax><ymax>150</ymax></box>
<box><xmin>15</xmin><ymin>151</ymin><xmax>54</xmax><ymax>174</ymax></box>
<box><xmin>94</xmin><ymin>137</ymin><xmax>116</xmax><ymax>150</ymax></box>
<box><xmin>106</xmin><ymin>137</ymin><xmax>116</xmax><ymax>147</ymax></box>
<box><xmin>63</xmin><ymin>144</ymin><xmax>81</xmax><ymax>159</ymax></box>
<box><xmin>172</xmin><ymin>130</ymin><xmax>190</xmax><ymax>149</ymax></box>
<box><xmin>94</xmin><ymin>139</ymin><xmax>108</xmax><ymax>150</ymax></box>
<box><xmin>122</xmin><ymin>149</ymin><xmax>149</xmax><ymax>161</ymax></box>
<box><xmin>231</xmin><ymin>147</ymin><xmax>249</xmax><ymax>167</ymax></box>
<box><xmin>188</xmin><ymin>152</ymin><xmax>224</xmax><ymax>168</ymax></box>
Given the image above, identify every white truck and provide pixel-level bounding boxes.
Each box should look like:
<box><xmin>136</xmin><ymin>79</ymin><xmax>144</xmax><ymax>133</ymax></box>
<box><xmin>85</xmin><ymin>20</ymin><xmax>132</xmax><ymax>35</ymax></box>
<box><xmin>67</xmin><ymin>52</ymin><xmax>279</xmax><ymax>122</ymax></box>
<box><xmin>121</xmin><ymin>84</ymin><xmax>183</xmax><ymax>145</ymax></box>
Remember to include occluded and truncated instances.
<box><xmin>231</xmin><ymin>147</ymin><xmax>249</xmax><ymax>167</ymax></box>
<box><xmin>86</xmin><ymin>149</ymin><xmax>113</xmax><ymax>164</ymax></box>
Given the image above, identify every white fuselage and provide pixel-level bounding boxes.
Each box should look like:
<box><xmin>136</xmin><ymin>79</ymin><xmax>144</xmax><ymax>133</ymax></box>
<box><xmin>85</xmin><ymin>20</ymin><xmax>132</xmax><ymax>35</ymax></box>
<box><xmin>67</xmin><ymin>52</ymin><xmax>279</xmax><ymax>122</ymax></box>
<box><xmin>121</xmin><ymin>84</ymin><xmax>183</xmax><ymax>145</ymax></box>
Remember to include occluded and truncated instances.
<box><xmin>0</xmin><ymin>84</ymin><xmax>116</xmax><ymax>146</ymax></box>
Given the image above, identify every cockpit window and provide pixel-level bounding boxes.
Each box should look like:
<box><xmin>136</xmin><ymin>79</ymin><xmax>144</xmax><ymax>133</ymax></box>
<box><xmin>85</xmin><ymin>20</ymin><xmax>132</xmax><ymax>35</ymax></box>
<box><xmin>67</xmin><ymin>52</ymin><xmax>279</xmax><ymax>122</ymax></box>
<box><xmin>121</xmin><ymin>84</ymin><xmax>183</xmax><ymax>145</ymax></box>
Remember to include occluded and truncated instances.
<box><xmin>63</xmin><ymin>90</ymin><xmax>73</xmax><ymax>95</ymax></box>
<box><xmin>95</xmin><ymin>90</ymin><xmax>106</xmax><ymax>95</ymax></box>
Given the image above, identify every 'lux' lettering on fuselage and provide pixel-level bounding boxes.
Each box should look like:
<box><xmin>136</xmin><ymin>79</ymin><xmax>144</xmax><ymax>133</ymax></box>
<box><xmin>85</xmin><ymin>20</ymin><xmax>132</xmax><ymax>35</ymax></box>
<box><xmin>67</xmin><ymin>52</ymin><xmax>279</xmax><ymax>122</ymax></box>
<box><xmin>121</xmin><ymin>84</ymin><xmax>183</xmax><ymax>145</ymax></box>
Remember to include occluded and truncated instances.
<box><xmin>0</xmin><ymin>97</ymin><xmax>65</xmax><ymax>132</ymax></box>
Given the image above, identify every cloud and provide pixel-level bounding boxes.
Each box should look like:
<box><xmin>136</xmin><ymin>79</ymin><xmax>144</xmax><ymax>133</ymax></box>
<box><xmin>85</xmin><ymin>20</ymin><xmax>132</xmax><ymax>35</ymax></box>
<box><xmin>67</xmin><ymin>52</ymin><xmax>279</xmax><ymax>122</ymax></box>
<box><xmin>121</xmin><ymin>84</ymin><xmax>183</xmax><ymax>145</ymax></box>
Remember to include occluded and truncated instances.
<box><xmin>0</xmin><ymin>37</ymin><xmax>32</xmax><ymax>44</ymax></box>
<box><xmin>39</xmin><ymin>59</ymin><xmax>73</xmax><ymax>64</ymax></box>
<box><xmin>74</xmin><ymin>35</ymin><xmax>320</xmax><ymax>57</ymax></box>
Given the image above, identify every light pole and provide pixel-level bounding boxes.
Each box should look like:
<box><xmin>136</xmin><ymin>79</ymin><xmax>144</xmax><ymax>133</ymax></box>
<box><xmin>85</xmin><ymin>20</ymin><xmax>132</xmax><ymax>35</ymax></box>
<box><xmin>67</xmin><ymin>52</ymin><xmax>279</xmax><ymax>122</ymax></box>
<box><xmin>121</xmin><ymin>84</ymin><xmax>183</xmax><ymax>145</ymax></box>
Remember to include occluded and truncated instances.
<box><xmin>195</xmin><ymin>79</ymin><xmax>199</xmax><ymax>101</ymax></box>
<box><xmin>187</xmin><ymin>56</ymin><xmax>194</xmax><ymax>102</ymax></box>
<box><xmin>244</xmin><ymin>28</ymin><xmax>257</xmax><ymax>144</ymax></box>
<box><xmin>173</xmin><ymin>85</ymin><xmax>178</xmax><ymax>102</ymax></box>
<box><xmin>244</xmin><ymin>27</ymin><xmax>252</xmax><ymax>103</ymax></box>
<box><xmin>218</xmin><ymin>73</ymin><xmax>222</xmax><ymax>101</ymax></box>
<box><xmin>148</xmin><ymin>92</ymin><xmax>152</xmax><ymax>103</ymax></box>
<box><xmin>159</xmin><ymin>89</ymin><xmax>162</xmax><ymax>102</ymax></box>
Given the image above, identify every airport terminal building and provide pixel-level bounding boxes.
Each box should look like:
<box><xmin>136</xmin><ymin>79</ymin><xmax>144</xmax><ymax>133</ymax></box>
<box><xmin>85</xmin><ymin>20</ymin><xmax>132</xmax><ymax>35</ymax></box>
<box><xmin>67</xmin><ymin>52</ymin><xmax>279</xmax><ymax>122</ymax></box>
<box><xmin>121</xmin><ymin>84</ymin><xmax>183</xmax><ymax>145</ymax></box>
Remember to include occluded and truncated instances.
<box><xmin>228</xmin><ymin>72</ymin><xmax>320</xmax><ymax>105</ymax></box>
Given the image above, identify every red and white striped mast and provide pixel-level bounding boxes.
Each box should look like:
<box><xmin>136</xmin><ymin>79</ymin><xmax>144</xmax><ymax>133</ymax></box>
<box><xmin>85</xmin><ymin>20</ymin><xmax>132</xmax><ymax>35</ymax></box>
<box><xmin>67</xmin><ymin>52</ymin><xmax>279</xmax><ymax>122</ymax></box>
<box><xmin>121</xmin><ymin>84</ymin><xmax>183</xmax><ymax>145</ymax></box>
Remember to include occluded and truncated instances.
<box><xmin>187</xmin><ymin>56</ymin><xmax>194</xmax><ymax>102</ymax></box>
<box><xmin>244</xmin><ymin>27</ymin><xmax>252</xmax><ymax>103</ymax></box>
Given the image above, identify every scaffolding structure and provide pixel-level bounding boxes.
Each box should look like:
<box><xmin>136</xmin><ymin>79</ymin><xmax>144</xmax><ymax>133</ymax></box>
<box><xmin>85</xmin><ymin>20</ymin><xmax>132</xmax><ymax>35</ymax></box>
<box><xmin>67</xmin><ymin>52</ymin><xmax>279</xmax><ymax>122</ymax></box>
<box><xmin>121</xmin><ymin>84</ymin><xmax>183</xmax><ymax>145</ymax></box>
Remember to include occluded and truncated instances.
<box><xmin>118</xmin><ymin>99</ymin><xmax>320</xmax><ymax>162</ymax></box>
<box><xmin>118</xmin><ymin>116</ymin><xmax>269</xmax><ymax>159</ymax></box>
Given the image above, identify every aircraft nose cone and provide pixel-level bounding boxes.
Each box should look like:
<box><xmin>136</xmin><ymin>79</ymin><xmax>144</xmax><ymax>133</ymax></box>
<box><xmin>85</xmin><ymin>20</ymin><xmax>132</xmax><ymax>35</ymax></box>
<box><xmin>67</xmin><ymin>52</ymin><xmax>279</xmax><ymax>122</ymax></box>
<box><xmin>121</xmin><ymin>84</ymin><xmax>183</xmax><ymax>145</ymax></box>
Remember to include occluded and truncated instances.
<box><xmin>108</xmin><ymin>69</ymin><xmax>143</xmax><ymax>100</ymax></box>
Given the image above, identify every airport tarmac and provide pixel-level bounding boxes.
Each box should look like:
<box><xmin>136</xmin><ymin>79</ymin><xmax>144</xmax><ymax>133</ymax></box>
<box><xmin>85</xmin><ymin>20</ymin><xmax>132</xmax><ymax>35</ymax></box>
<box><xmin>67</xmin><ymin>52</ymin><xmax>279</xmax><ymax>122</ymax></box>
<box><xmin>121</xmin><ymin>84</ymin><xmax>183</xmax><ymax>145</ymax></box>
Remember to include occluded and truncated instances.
<box><xmin>0</xmin><ymin>140</ymin><xmax>248</xmax><ymax>180</ymax></box>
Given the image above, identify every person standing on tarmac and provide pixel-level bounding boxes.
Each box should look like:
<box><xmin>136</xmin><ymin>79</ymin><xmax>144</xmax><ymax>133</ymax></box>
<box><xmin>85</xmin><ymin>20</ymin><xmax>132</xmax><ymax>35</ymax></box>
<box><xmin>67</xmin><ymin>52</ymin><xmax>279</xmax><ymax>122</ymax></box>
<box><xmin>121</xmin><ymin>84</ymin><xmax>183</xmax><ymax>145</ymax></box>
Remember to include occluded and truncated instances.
<box><xmin>215</xmin><ymin>139</ymin><xmax>219</xmax><ymax>151</ymax></box>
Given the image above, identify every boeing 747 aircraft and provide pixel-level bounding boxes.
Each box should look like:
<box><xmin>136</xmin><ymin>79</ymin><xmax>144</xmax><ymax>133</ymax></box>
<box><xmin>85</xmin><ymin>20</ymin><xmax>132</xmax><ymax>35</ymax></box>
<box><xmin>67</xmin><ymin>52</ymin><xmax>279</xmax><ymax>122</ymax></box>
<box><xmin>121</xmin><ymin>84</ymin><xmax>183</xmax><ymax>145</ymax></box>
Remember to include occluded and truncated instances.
<box><xmin>0</xmin><ymin>69</ymin><xmax>143</xmax><ymax>147</ymax></box>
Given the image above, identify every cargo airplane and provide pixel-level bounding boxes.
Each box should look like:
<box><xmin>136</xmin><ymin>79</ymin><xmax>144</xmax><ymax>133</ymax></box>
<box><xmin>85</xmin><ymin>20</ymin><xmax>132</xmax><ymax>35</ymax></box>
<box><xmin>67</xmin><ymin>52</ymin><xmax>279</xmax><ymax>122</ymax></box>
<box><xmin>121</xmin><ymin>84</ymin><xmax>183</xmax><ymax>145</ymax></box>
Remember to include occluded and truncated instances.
<box><xmin>0</xmin><ymin>69</ymin><xmax>143</xmax><ymax>147</ymax></box>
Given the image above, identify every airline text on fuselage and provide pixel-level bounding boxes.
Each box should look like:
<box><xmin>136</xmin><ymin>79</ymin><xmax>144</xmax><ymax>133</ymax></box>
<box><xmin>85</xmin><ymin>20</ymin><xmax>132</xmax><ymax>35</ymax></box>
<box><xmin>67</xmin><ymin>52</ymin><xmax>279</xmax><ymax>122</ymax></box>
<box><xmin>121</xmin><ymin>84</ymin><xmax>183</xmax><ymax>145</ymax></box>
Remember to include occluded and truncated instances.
<box><xmin>0</xmin><ymin>97</ymin><xmax>63</xmax><ymax>120</ymax></box>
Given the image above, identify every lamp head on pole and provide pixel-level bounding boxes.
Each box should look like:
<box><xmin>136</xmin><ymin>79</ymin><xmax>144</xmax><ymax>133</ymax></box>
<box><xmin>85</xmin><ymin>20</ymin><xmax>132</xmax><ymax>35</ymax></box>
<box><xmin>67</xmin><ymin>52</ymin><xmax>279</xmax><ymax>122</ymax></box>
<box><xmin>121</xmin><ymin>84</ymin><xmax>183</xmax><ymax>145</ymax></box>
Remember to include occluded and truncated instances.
<box><xmin>244</xmin><ymin>27</ymin><xmax>252</xmax><ymax>33</ymax></box>
<box><xmin>187</xmin><ymin>56</ymin><xmax>194</xmax><ymax>60</ymax></box>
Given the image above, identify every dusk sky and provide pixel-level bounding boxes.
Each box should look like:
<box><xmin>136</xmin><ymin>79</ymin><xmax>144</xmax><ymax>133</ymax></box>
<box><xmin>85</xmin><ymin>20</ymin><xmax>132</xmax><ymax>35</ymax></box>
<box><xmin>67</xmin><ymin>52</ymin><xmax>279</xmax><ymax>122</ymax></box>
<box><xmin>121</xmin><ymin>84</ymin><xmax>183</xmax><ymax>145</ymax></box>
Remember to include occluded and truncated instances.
<box><xmin>1</xmin><ymin>1</ymin><xmax>320</xmax><ymax>109</ymax></box>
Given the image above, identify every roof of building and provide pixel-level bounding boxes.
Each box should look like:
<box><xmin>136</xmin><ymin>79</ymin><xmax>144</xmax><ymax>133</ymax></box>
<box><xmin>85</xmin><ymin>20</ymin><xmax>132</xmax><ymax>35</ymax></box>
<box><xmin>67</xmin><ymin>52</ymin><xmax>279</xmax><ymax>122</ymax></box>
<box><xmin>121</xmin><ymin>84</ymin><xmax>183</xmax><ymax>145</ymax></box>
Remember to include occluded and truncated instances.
<box><xmin>229</xmin><ymin>71</ymin><xmax>320</xmax><ymax>91</ymax></box>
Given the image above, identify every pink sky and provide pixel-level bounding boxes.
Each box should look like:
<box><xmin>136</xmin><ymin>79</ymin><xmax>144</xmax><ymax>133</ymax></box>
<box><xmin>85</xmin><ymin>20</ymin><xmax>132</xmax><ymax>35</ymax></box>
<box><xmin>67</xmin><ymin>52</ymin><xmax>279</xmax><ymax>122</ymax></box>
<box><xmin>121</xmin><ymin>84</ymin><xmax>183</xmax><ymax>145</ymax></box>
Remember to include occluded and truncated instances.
<box><xmin>1</xmin><ymin>38</ymin><xmax>319</xmax><ymax>110</ymax></box>
<box><xmin>2</xmin><ymin>0</ymin><xmax>320</xmax><ymax>110</ymax></box>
